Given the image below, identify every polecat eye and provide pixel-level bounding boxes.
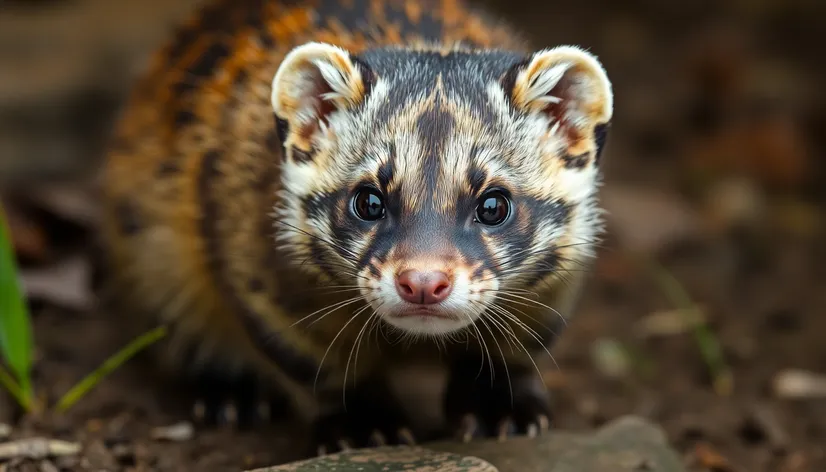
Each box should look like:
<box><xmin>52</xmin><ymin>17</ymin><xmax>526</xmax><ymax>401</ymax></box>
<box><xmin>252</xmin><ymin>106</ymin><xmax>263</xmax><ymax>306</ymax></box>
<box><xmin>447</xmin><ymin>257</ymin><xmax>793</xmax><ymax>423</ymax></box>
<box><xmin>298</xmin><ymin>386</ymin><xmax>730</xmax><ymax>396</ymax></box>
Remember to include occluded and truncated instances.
<box><xmin>475</xmin><ymin>191</ymin><xmax>510</xmax><ymax>226</ymax></box>
<box><xmin>353</xmin><ymin>187</ymin><xmax>385</xmax><ymax>221</ymax></box>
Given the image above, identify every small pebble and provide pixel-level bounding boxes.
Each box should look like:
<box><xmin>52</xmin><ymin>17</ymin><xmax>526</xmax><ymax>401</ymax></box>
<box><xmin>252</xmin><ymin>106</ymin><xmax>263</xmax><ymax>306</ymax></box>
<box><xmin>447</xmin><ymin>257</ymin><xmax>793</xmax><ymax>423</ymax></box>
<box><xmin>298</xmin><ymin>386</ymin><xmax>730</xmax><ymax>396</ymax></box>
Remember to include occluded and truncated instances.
<box><xmin>0</xmin><ymin>424</ymin><xmax>11</xmax><ymax>440</ymax></box>
<box><xmin>704</xmin><ymin>177</ymin><xmax>765</xmax><ymax>233</ymax></box>
<box><xmin>747</xmin><ymin>403</ymin><xmax>789</xmax><ymax>453</ymax></box>
<box><xmin>591</xmin><ymin>338</ymin><xmax>631</xmax><ymax>378</ymax></box>
<box><xmin>82</xmin><ymin>440</ymin><xmax>118</xmax><ymax>469</ymax></box>
<box><xmin>54</xmin><ymin>455</ymin><xmax>80</xmax><ymax>470</ymax></box>
<box><xmin>150</xmin><ymin>422</ymin><xmax>194</xmax><ymax>442</ymax></box>
<box><xmin>773</xmin><ymin>369</ymin><xmax>826</xmax><ymax>399</ymax></box>
<box><xmin>112</xmin><ymin>443</ymin><xmax>136</xmax><ymax>467</ymax></box>
<box><xmin>577</xmin><ymin>396</ymin><xmax>600</xmax><ymax>419</ymax></box>
<box><xmin>38</xmin><ymin>460</ymin><xmax>59</xmax><ymax>472</ymax></box>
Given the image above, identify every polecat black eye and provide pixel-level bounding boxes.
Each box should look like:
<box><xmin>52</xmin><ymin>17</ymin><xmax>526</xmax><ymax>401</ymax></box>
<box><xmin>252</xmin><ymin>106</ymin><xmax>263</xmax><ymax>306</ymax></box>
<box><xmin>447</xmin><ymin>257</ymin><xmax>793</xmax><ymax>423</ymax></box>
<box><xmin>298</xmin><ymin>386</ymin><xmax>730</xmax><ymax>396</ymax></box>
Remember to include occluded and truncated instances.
<box><xmin>475</xmin><ymin>191</ymin><xmax>510</xmax><ymax>226</ymax></box>
<box><xmin>353</xmin><ymin>187</ymin><xmax>385</xmax><ymax>221</ymax></box>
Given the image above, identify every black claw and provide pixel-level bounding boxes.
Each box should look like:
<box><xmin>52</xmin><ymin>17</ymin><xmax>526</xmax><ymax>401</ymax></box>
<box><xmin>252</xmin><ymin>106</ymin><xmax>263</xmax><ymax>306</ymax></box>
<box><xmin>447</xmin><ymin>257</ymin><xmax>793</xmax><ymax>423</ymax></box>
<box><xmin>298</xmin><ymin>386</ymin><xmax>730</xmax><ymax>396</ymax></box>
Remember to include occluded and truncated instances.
<box><xmin>311</xmin><ymin>416</ymin><xmax>417</xmax><ymax>454</ymax></box>
<box><xmin>496</xmin><ymin>417</ymin><xmax>517</xmax><ymax>441</ymax></box>
<box><xmin>538</xmin><ymin>413</ymin><xmax>552</xmax><ymax>432</ymax></box>
<box><xmin>367</xmin><ymin>430</ymin><xmax>387</xmax><ymax>447</ymax></box>
<box><xmin>311</xmin><ymin>410</ymin><xmax>365</xmax><ymax>455</ymax></box>
<box><xmin>452</xmin><ymin>413</ymin><xmax>493</xmax><ymax>442</ymax></box>
<box><xmin>511</xmin><ymin>394</ymin><xmax>553</xmax><ymax>436</ymax></box>
<box><xmin>309</xmin><ymin>378</ymin><xmax>414</xmax><ymax>455</ymax></box>
<box><xmin>444</xmin><ymin>359</ymin><xmax>554</xmax><ymax>441</ymax></box>
<box><xmin>397</xmin><ymin>427</ymin><xmax>417</xmax><ymax>445</ymax></box>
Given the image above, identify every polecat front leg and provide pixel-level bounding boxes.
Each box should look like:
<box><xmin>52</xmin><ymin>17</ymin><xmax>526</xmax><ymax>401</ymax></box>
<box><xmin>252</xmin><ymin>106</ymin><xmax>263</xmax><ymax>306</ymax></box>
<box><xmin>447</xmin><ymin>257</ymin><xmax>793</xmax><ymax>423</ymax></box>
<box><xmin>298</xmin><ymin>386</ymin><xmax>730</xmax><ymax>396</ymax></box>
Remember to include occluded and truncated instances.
<box><xmin>443</xmin><ymin>357</ymin><xmax>553</xmax><ymax>441</ymax></box>
<box><xmin>311</xmin><ymin>375</ymin><xmax>417</xmax><ymax>455</ymax></box>
<box><xmin>177</xmin><ymin>349</ymin><xmax>293</xmax><ymax>430</ymax></box>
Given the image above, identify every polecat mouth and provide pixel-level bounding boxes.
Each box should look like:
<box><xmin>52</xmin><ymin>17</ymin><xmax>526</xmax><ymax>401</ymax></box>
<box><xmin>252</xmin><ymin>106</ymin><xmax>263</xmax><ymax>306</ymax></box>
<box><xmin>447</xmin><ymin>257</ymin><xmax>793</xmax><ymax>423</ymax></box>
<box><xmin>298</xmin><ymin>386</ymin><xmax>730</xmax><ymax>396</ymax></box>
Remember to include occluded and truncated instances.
<box><xmin>380</xmin><ymin>304</ymin><xmax>473</xmax><ymax>336</ymax></box>
<box><xmin>392</xmin><ymin>306</ymin><xmax>455</xmax><ymax>319</ymax></box>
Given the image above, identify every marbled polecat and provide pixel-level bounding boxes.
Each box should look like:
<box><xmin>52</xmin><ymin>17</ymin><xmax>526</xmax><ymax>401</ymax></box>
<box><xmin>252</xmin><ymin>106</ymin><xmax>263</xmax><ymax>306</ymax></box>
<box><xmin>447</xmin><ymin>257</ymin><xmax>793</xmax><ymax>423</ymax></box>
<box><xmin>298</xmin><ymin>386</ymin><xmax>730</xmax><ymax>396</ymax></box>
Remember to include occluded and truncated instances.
<box><xmin>100</xmin><ymin>0</ymin><xmax>613</xmax><ymax>455</ymax></box>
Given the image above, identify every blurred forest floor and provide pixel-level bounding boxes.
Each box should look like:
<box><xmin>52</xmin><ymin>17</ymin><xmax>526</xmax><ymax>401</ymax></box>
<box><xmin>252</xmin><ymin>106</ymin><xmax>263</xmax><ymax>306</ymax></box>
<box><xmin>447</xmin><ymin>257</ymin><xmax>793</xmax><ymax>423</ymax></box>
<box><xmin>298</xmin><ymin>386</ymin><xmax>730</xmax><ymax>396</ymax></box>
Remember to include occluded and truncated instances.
<box><xmin>1</xmin><ymin>0</ymin><xmax>826</xmax><ymax>470</ymax></box>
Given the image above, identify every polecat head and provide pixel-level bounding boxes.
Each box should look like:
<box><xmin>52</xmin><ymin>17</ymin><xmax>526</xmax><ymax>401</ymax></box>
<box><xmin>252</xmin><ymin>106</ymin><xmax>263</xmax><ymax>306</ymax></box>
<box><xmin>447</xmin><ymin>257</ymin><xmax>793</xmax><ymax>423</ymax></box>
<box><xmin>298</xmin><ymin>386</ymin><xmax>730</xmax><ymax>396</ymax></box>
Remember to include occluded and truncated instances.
<box><xmin>271</xmin><ymin>42</ymin><xmax>612</xmax><ymax>337</ymax></box>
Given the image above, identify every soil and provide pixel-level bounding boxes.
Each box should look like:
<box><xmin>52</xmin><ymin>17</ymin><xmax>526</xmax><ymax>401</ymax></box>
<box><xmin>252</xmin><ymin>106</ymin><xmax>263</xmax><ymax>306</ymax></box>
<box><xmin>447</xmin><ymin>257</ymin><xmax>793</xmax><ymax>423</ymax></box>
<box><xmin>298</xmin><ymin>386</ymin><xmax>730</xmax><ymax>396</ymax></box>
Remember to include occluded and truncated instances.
<box><xmin>2</xmin><ymin>0</ymin><xmax>826</xmax><ymax>471</ymax></box>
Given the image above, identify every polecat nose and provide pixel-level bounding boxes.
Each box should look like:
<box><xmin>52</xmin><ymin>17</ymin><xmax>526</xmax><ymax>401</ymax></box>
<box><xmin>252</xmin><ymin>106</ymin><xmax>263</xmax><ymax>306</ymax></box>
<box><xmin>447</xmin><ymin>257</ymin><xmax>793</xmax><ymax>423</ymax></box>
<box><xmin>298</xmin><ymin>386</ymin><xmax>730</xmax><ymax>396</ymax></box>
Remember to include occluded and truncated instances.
<box><xmin>394</xmin><ymin>270</ymin><xmax>453</xmax><ymax>305</ymax></box>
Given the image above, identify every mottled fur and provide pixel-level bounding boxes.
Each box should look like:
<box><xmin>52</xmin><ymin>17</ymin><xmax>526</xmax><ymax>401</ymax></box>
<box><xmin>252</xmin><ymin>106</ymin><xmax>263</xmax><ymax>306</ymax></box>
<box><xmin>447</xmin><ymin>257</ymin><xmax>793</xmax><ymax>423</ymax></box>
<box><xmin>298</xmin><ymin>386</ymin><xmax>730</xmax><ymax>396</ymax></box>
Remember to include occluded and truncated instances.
<box><xmin>100</xmin><ymin>0</ymin><xmax>613</xmax><ymax>449</ymax></box>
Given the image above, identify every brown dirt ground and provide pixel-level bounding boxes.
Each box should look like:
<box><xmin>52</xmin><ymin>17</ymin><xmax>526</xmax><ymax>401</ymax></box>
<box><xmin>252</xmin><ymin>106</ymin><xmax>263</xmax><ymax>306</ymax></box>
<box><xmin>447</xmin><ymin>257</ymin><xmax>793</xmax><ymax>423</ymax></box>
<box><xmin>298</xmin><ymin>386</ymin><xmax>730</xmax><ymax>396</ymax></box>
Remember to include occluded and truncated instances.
<box><xmin>2</xmin><ymin>0</ymin><xmax>826</xmax><ymax>471</ymax></box>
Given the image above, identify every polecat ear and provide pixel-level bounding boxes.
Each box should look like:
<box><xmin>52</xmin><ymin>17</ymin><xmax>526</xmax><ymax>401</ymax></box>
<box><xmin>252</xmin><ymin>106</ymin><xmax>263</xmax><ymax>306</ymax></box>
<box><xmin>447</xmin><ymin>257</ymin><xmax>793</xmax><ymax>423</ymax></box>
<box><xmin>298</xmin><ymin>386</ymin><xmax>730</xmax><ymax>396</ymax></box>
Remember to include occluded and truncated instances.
<box><xmin>271</xmin><ymin>42</ymin><xmax>374</xmax><ymax>161</ymax></box>
<box><xmin>503</xmin><ymin>46</ymin><xmax>613</xmax><ymax>164</ymax></box>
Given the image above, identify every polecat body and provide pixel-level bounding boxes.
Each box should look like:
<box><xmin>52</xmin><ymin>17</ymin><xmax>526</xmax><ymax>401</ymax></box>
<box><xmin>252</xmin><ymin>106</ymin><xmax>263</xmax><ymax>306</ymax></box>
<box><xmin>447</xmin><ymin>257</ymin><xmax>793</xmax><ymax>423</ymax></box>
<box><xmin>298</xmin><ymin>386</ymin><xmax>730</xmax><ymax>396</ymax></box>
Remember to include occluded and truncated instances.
<box><xmin>100</xmin><ymin>0</ymin><xmax>613</xmax><ymax>454</ymax></box>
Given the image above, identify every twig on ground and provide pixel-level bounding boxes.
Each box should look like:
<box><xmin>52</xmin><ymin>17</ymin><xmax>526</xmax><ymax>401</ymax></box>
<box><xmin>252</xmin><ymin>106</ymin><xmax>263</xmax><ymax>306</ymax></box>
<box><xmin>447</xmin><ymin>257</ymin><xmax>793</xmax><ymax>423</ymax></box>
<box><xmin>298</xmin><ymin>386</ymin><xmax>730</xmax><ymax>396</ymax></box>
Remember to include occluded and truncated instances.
<box><xmin>0</xmin><ymin>438</ymin><xmax>81</xmax><ymax>461</ymax></box>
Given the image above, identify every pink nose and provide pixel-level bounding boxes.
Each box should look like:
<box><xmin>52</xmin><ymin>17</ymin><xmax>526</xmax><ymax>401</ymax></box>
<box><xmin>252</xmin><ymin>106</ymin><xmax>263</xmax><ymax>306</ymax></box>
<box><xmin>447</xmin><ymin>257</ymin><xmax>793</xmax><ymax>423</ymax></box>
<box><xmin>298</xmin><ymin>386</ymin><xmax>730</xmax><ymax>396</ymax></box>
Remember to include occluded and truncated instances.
<box><xmin>395</xmin><ymin>270</ymin><xmax>453</xmax><ymax>305</ymax></box>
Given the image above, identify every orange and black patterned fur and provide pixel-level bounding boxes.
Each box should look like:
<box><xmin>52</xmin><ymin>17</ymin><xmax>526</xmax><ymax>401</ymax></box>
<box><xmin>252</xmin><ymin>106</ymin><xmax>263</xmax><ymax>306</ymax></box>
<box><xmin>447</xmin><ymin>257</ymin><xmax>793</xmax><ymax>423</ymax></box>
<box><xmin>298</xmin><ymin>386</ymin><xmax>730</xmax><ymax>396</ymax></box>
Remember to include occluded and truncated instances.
<box><xmin>100</xmin><ymin>0</ymin><xmax>613</xmax><ymax>453</ymax></box>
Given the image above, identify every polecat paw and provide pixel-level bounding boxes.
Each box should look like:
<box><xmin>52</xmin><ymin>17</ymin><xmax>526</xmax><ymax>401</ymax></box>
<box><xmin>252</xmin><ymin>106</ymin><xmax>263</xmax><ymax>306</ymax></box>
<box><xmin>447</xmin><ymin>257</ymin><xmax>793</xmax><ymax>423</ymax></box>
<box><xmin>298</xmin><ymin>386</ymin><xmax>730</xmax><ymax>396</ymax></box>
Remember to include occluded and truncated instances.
<box><xmin>188</xmin><ymin>367</ymin><xmax>291</xmax><ymax>430</ymax></box>
<box><xmin>444</xmin><ymin>361</ymin><xmax>554</xmax><ymax>442</ymax></box>
<box><xmin>310</xmin><ymin>383</ymin><xmax>416</xmax><ymax>455</ymax></box>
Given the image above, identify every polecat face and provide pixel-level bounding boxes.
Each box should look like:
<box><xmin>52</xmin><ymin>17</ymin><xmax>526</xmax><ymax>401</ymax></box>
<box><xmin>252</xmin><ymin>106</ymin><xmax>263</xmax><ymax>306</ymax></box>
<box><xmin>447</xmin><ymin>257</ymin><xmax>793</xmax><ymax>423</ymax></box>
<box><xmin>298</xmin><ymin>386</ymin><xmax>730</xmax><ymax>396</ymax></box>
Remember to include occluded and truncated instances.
<box><xmin>272</xmin><ymin>42</ymin><xmax>613</xmax><ymax>337</ymax></box>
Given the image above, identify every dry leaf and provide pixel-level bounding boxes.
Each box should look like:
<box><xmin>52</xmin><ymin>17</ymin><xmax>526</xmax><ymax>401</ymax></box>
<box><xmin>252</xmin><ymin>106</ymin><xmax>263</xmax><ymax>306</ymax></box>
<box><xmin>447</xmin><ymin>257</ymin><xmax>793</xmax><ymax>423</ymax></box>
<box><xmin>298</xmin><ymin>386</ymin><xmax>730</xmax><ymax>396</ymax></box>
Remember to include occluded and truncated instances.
<box><xmin>25</xmin><ymin>184</ymin><xmax>100</xmax><ymax>228</ymax></box>
<box><xmin>634</xmin><ymin>306</ymin><xmax>706</xmax><ymax>338</ymax></box>
<box><xmin>694</xmin><ymin>442</ymin><xmax>735</xmax><ymax>471</ymax></box>
<box><xmin>1</xmin><ymin>199</ymin><xmax>49</xmax><ymax>262</ymax></box>
<box><xmin>20</xmin><ymin>255</ymin><xmax>93</xmax><ymax>312</ymax></box>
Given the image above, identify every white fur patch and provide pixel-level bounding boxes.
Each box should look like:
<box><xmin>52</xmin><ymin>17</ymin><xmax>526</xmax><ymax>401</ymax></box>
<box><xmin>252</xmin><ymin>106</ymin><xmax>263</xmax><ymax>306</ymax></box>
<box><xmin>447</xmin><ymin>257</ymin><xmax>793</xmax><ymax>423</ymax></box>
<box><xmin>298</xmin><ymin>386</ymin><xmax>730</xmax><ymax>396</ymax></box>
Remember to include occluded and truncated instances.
<box><xmin>519</xmin><ymin>62</ymin><xmax>568</xmax><ymax>106</ymax></box>
<box><xmin>556</xmin><ymin>164</ymin><xmax>599</xmax><ymax>204</ymax></box>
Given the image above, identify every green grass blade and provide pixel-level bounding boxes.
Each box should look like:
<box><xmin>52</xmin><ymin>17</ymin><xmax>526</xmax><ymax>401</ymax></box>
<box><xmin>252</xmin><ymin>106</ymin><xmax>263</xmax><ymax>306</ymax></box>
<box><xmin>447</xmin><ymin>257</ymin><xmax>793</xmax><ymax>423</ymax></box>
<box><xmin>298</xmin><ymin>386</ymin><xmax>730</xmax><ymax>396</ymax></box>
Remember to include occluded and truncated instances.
<box><xmin>644</xmin><ymin>257</ymin><xmax>733</xmax><ymax>396</ymax></box>
<box><xmin>55</xmin><ymin>324</ymin><xmax>167</xmax><ymax>413</ymax></box>
<box><xmin>0</xmin><ymin>364</ymin><xmax>29</xmax><ymax>409</ymax></box>
<box><xmin>0</xmin><ymin>204</ymin><xmax>34</xmax><ymax>410</ymax></box>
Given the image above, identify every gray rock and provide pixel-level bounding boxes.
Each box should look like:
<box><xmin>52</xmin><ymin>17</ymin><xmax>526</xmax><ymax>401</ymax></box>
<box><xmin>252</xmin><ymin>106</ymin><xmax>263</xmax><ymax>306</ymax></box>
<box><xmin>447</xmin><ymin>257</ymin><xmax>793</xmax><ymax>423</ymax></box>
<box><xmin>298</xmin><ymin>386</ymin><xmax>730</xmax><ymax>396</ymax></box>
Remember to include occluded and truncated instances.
<box><xmin>247</xmin><ymin>415</ymin><xmax>686</xmax><ymax>472</ymax></box>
